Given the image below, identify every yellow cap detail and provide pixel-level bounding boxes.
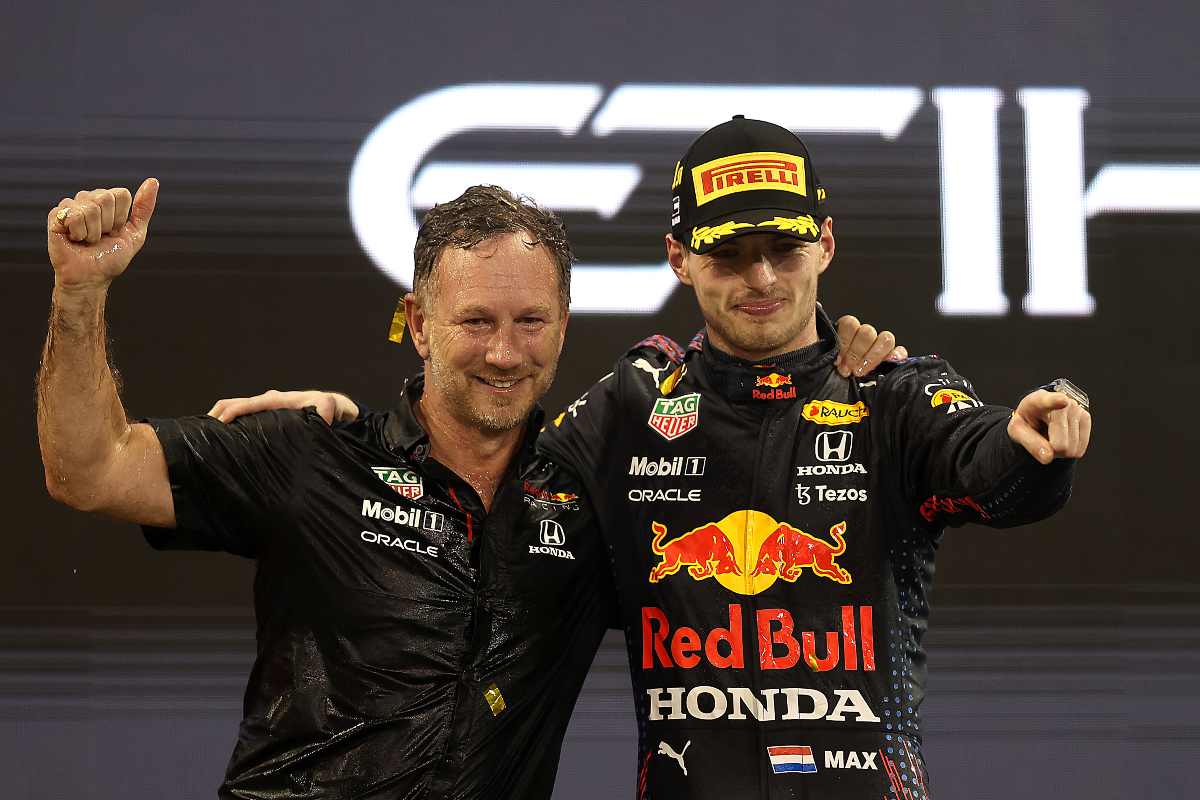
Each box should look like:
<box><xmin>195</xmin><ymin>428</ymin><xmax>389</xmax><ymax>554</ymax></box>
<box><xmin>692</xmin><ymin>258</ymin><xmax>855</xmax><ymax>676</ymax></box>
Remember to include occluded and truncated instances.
<box><xmin>484</xmin><ymin>683</ymin><xmax>507</xmax><ymax>716</ymax></box>
<box><xmin>387</xmin><ymin>297</ymin><xmax>406</xmax><ymax>344</ymax></box>
<box><xmin>671</xmin><ymin>161</ymin><xmax>684</xmax><ymax>191</ymax></box>
<box><xmin>691</xmin><ymin>221</ymin><xmax>754</xmax><ymax>250</ymax></box>
<box><xmin>756</xmin><ymin>215</ymin><xmax>820</xmax><ymax>237</ymax></box>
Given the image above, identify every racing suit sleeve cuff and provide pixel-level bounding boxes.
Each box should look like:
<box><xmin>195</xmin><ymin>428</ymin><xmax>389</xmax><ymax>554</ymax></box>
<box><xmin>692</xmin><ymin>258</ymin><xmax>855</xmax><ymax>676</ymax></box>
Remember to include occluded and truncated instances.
<box><xmin>973</xmin><ymin>434</ymin><xmax>1075</xmax><ymax>528</ymax></box>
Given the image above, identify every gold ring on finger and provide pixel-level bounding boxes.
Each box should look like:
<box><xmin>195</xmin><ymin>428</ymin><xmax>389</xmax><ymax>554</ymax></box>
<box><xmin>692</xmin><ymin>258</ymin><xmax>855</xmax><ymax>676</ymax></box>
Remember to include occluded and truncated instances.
<box><xmin>56</xmin><ymin>208</ymin><xmax>70</xmax><ymax>224</ymax></box>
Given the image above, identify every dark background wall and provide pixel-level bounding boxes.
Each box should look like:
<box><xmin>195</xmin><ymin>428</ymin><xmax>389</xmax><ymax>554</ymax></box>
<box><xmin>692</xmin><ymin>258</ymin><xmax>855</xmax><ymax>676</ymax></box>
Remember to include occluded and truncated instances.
<box><xmin>2</xmin><ymin>2</ymin><xmax>1197</xmax><ymax>797</ymax></box>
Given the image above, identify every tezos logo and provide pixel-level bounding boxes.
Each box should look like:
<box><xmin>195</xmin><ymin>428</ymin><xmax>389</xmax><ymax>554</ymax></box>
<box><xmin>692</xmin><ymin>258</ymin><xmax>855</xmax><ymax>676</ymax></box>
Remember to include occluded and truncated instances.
<box><xmin>371</xmin><ymin>466</ymin><xmax>424</xmax><ymax>499</ymax></box>
<box><xmin>795</xmin><ymin>484</ymin><xmax>868</xmax><ymax>505</ymax></box>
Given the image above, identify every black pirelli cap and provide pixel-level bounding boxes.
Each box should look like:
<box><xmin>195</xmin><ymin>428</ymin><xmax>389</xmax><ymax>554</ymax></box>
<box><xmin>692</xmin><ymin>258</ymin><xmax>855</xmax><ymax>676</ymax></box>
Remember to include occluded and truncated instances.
<box><xmin>670</xmin><ymin>115</ymin><xmax>828</xmax><ymax>254</ymax></box>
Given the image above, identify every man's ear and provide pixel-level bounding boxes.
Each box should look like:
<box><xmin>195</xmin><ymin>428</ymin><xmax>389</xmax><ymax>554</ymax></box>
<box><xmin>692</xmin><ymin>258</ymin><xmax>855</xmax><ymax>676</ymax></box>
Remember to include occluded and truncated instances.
<box><xmin>816</xmin><ymin>216</ymin><xmax>836</xmax><ymax>276</ymax></box>
<box><xmin>665</xmin><ymin>234</ymin><xmax>693</xmax><ymax>286</ymax></box>
<box><xmin>405</xmin><ymin>292</ymin><xmax>431</xmax><ymax>360</ymax></box>
<box><xmin>557</xmin><ymin>308</ymin><xmax>569</xmax><ymax>355</ymax></box>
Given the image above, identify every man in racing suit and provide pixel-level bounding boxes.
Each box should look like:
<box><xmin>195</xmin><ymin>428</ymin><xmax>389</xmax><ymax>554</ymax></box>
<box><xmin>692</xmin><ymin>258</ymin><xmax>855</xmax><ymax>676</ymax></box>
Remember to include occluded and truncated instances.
<box><xmin>533</xmin><ymin>116</ymin><xmax>1091</xmax><ymax>799</ymax></box>
<box><xmin>37</xmin><ymin>183</ymin><xmax>614</xmax><ymax>799</ymax></box>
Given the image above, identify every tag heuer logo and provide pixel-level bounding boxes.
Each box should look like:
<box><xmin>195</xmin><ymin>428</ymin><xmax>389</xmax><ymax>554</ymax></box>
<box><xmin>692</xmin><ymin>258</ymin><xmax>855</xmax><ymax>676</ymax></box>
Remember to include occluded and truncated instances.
<box><xmin>648</xmin><ymin>393</ymin><xmax>701</xmax><ymax>441</ymax></box>
<box><xmin>371</xmin><ymin>466</ymin><xmax>424</xmax><ymax>499</ymax></box>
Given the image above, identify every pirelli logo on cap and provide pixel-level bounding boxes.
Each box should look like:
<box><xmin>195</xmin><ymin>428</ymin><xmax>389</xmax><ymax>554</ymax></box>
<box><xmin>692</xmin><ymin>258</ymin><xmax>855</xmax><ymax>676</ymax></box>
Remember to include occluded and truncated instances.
<box><xmin>692</xmin><ymin>151</ymin><xmax>807</xmax><ymax>206</ymax></box>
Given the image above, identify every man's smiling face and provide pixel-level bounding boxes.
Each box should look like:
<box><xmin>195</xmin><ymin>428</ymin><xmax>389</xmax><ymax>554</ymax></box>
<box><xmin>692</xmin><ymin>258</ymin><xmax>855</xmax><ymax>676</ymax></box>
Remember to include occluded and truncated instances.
<box><xmin>415</xmin><ymin>231</ymin><xmax>568</xmax><ymax>433</ymax></box>
<box><xmin>667</xmin><ymin>221</ymin><xmax>835</xmax><ymax>361</ymax></box>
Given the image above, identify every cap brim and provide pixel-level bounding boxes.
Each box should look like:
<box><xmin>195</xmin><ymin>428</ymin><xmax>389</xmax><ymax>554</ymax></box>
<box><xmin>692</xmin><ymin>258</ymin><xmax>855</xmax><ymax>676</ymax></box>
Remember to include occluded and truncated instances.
<box><xmin>687</xmin><ymin>208</ymin><xmax>823</xmax><ymax>254</ymax></box>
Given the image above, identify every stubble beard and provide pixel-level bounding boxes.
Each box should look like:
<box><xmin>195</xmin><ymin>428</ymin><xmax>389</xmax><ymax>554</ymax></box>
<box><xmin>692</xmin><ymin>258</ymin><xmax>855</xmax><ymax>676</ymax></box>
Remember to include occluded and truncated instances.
<box><xmin>426</xmin><ymin>355</ymin><xmax>556</xmax><ymax>434</ymax></box>
<box><xmin>707</xmin><ymin>295</ymin><xmax>817</xmax><ymax>359</ymax></box>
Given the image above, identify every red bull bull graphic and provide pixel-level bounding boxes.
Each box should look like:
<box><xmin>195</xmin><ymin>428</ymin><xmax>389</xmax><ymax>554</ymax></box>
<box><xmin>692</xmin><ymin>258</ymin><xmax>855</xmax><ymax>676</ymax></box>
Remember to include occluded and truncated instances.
<box><xmin>647</xmin><ymin>512</ymin><xmax>852</xmax><ymax>595</ymax></box>
<box><xmin>642</xmin><ymin>603</ymin><xmax>875</xmax><ymax>672</ymax></box>
<box><xmin>755</xmin><ymin>373</ymin><xmax>793</xmax><ymax>388</ymax></box>
<box><xmin>521</xmin><ymin>480</ymin><xmax>579</xmax><ymax>505</ymax></box>
<box><xmin>649</xmin><ymin>521</ymin><xmax>741</xmax><ymax>583</ymax></box>
<box><xmin>753</xmin><ymin>520</ymin><xmax>851</xmax><ymax>585</ymax></box>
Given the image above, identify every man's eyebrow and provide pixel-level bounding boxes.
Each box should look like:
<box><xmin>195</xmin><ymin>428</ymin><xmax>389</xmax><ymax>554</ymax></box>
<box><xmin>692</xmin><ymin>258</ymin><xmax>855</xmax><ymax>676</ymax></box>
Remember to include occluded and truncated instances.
<box><xmin>516</xmin><ymin>303</ymin><xmax>555</xmax><ymax>316</ymax></box>
<box><xmin>451</xmin><ymin>305</ymin><xmax>492</xmax><ymax>318</ymax></box>
<box><xmin>452</xmin><ymin>303</ymin><xmax>555</xmax><ymax>317</ymax></box>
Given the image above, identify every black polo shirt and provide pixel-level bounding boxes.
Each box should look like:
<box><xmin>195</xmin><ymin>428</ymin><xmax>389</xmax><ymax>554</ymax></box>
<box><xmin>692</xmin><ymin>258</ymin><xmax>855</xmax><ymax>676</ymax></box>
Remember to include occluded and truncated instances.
<box><xmin>144</xmin><ymin>375</ymin><xmax>614</xmax><ymax>800</ymax></box>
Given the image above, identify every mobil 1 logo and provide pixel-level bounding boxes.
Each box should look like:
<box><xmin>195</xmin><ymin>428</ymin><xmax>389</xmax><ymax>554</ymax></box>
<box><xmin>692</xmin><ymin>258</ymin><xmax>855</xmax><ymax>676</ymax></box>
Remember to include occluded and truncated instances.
<box><xmin>628</xmin><ymin>455</ymin><xmax>706</xmax><ymax>477</ymax></box>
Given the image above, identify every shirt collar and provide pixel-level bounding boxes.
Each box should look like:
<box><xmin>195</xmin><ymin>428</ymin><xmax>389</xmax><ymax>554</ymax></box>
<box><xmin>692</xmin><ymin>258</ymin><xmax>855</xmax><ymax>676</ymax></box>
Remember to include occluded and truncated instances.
<box><xmin>690</xmin><ymin>306</ymin><xmax>840</xmax><ymax>404</ymax></box>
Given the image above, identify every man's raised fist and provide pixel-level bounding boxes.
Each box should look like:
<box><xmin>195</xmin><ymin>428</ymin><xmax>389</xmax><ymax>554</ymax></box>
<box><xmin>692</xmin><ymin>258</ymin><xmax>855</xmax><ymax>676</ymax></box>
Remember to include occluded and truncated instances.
<box><xmin>47</xmin><ymin>178</ymin><xmax>159</xmax><ymax>291</ymax></box>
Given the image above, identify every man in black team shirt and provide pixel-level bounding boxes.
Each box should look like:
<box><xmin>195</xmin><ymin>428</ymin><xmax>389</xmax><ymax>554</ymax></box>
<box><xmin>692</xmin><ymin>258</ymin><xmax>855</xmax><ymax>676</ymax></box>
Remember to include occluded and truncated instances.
<box><xmin>37</xmin><ymin>182</ymin><xmax>616</xmax><ymax>799</ymax></box>
<box><xmin>238</xmin><ymin>117</ymin><xmax>1092</xmax><ymax>800</ymax></box>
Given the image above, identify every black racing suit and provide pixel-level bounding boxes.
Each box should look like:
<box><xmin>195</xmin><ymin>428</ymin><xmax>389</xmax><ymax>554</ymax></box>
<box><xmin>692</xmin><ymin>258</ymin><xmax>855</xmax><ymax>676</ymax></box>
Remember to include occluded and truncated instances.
<box><xmin>143</xmin><ymin>374</ymin><xmax>613</xmax><ymax>800</ymax></box>
<box><xmin>538</xmin><ymin>313</ymin><xmax>1074</xmax><ymax>799</ymax></box>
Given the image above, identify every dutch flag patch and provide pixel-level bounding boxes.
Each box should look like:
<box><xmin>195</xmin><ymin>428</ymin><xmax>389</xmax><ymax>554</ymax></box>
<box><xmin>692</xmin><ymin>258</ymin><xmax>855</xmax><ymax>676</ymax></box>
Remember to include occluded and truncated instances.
<box><xmin>767</xmin><ymin>745</ymin><xmax>817</xmax><ymax>774</ymax></box>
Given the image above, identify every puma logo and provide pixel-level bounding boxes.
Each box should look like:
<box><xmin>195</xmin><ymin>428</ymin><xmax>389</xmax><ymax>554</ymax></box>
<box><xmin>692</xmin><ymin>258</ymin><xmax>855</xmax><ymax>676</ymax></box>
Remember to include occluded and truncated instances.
<box><xmin>656</xmin><ymin>739</ymin><xmax>691</xmax><ymax>776</ymax></box>
<box><xmin>633</xmin><ymin>358</ymin><xmax>669</xmax><ymax>387</ymax></box>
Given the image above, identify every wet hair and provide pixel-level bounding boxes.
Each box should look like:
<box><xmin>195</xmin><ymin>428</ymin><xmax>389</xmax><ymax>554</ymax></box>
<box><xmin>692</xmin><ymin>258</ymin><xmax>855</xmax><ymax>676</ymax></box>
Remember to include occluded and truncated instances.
<box><xmin>412</xmin><ymin>185</ymin><xmax>573</xmax><ymax>309</ymax></box>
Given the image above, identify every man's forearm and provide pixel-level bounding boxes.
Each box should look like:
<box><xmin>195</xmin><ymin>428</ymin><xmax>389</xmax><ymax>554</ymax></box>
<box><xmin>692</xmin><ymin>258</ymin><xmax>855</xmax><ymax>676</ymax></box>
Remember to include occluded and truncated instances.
<box><xmin>37</xmin><ymin>286</ymin><xmax>133</xmax><ymax>508</ymax></box>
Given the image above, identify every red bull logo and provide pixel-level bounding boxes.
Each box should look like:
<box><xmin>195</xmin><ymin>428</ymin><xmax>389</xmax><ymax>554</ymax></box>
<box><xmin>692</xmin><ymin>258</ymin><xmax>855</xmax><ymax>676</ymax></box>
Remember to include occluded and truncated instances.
<box><xmin>691</xmin><ymin>151</ymin><xmax>807</xmax><ymax>205</ymax></box>
<box><xmin>802</xmin><ymin>400</ymin><xmax>869</xmax><ymax>426</ymax></box>
<box><xmin>522</xmin><ymin>480</ymin><xmax>578</xmax><ymax>504</ymax></box>
<box><xmin>755</xmin><ymin>373</ymin><xmax>793</xmax><ymax>389</ymax></box>
<box><xmin>753</xmin><ymin>373</ymin><xmax>797</xmax><ymax>400</ymax></box>
<box><xmin>371</xmin><ymin>466</ymin><xmax>423</xmax><ymax>500</ymax></box>
<box><xmin>647</xmin><ymin>511</ymin><xmax>852</xmax><ymax>595</ymax></box>
<box><xmin>642</xmin><ymin>603</ymin><xmax>875</xmax><ymax>672</ymax></box>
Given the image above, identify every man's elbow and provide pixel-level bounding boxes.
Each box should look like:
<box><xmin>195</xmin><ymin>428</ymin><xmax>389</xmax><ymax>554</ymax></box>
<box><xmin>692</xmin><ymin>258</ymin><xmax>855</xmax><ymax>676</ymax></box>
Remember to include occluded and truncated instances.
<box><xmin>43</xmin><ymin>469</ymin><xmax>109</xmax><ymax>513</ymax></box>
